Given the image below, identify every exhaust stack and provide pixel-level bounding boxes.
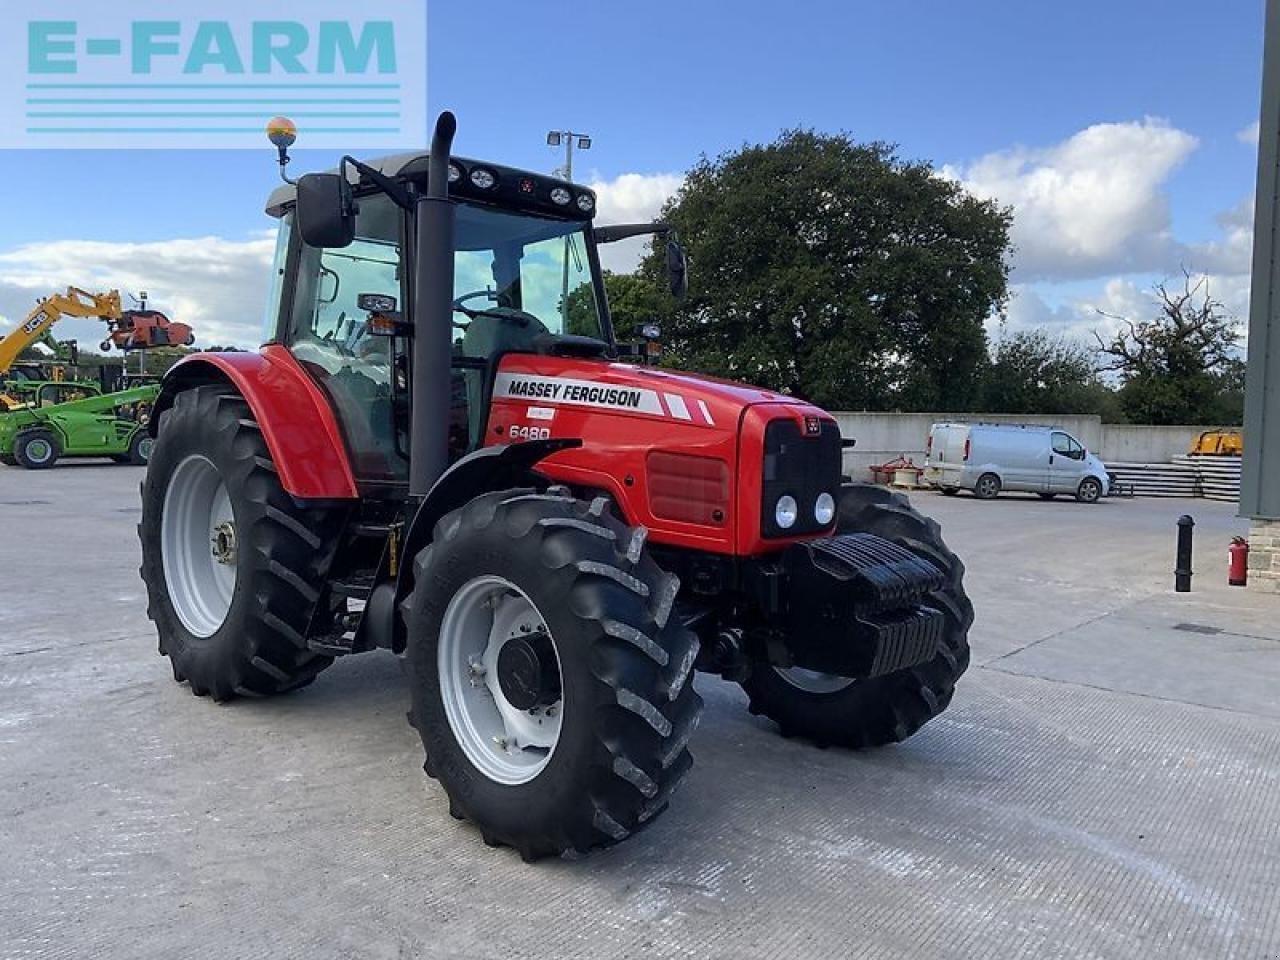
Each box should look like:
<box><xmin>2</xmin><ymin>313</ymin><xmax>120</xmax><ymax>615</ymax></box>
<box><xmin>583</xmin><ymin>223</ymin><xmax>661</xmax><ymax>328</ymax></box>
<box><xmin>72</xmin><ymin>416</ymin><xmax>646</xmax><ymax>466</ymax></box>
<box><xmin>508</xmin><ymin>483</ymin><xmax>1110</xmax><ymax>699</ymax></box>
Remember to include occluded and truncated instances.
<box><xmin>410</xmin><ymin>111</ymin><xmax>458</xmax><ymax>497</ymax></box>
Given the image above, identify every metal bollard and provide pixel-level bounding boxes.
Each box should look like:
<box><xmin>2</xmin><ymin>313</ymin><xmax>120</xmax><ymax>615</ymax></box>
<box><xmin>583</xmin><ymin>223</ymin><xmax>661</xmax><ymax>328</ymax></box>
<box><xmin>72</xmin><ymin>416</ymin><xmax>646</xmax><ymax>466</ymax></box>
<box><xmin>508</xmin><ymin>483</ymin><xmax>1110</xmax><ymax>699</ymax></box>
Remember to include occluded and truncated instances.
<box><xmin>1175</xmin><ymin>515</ymin><xmax>1194</xmax><ymax>592</ymax></box>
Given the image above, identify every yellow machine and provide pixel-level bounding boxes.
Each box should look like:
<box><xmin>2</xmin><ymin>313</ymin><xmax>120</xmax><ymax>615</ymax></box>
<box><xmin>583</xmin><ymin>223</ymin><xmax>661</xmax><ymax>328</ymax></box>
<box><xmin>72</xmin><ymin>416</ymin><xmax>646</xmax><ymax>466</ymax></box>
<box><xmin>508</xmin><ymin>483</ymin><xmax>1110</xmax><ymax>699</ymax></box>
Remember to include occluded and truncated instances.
<box><xmin>1191</xmin><ymin>428</ymin><xmax>1243</xmax><ymax>456</ymax></box>
<box><xmin>0</xmin><ymin>287</ymin><xmax>123</xmax><ymax>375</ymax></box>
<box><xmin>0</xmin><ymin>288</ymin><xmax>124</xmax><ymax>410</ymax></box>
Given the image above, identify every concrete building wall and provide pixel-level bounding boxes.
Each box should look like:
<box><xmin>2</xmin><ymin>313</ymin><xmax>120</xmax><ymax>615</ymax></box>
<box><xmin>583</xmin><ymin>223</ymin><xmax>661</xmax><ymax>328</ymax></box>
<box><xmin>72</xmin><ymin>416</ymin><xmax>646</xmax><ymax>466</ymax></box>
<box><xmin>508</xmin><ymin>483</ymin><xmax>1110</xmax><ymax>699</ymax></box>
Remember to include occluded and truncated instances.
<box><xmin>1097</xmin><ymin>425</ymin><xmax>1207</xmax><ymax>464</ymax></box>
<box><xmin>831</xmin><ymin>412</ymin><xmax>1216</xmax><ymax>479</ymax></box>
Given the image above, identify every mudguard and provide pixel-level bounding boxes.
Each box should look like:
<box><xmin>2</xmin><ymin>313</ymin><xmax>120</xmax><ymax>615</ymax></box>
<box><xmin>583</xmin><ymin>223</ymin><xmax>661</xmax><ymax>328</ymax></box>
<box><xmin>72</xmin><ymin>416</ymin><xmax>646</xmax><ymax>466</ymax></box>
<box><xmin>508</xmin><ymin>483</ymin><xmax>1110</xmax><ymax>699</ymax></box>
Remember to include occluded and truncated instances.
<box><xmin>150</xmin><ymin>345</ymin><xmax>358</xmax><ymax>500</ymax></box>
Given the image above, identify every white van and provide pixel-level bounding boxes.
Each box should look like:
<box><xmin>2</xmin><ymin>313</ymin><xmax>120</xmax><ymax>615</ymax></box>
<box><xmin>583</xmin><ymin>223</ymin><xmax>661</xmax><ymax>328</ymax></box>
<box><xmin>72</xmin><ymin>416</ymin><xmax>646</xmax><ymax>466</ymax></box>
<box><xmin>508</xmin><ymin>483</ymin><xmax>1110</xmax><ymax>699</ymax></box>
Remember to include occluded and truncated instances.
<box><xmin>924</xmin><ymin>422</ymin><xmax>1111</xmax><ymax>503</ymax></box>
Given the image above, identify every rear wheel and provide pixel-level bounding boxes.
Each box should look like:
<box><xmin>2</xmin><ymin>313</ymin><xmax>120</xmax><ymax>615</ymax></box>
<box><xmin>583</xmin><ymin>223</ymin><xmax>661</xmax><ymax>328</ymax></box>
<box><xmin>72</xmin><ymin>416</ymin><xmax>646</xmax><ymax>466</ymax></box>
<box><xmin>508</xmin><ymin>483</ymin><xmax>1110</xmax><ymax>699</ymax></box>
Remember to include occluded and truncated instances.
<box><xmin>13</xmin><ymin>429</ymin><xmax>60</xmax><ymax>470</ymax></box>
<box><xmin>741</xmin><ymin>483</ymin><xmax>972</xmax><ymax>748</ymax></box>
<box><xmin>973</xmin><ymin>473</ymin><xmax>1001</xmax><ymax>499</ymax></box>
<box><xmin>139</xmin><ymin>385</ymin><xmax>343</xmax><ymax>700</ymax></box>
<box><xmin>402</xmin><ymin>489</ymin><xmax>702</xmax><ymax>860</ymax></box>
<box><xmin>1076</xmin><ymin>476</ymin><xmax>1103</xmax><ymax>503</ymax></box>
<box><xmin>126</xmin><ymin>429</ymin><xmax>154</xmax><ymax>465</ymax></box>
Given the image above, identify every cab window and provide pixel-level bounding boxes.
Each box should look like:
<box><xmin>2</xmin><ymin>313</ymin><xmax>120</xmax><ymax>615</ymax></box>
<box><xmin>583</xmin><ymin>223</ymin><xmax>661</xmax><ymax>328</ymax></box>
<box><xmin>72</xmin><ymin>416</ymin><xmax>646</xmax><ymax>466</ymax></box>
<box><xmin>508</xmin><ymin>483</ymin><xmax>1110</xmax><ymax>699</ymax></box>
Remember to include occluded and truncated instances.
<box><xmin>1052</xmin><ymin>432</ymin><xmax>1085</xmax><ymax>460</ymax></box>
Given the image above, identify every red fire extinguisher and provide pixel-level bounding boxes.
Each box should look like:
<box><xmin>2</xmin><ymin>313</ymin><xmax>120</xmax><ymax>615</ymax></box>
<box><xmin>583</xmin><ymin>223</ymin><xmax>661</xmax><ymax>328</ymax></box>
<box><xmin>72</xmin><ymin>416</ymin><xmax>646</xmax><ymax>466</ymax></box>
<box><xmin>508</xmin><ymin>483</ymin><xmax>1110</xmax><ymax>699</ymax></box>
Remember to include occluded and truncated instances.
<box><xmin>1229</xmin><ymin>537</ymin><xmax>1249</xmax><ymax>587</ymax></box>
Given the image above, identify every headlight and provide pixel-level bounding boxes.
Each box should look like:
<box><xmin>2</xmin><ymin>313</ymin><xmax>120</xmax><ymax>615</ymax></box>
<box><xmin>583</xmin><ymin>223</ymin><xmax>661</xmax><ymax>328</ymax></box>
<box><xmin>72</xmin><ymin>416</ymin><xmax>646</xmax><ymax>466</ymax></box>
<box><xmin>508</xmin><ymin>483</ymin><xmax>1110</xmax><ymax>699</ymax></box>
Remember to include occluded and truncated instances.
<box><xmin>775</xmin><ymin>495</ymin><xmax>798</xmax><ymax>530</ymax></box>
<box><xmin>469</xmin><ymin>168</ymin><xmax>497</xmax><ymax>190</ymax></box>
<box><xmin>576</xmin><ymin>192</ymin><xmax>595</xmax><ymax>212</ymax></box>
<box><xmin>550</xmin><ymin>187</ymin><xmax>571</xmax><ymax>206</ymax></box>
<box><xmin>814</xmin><ymin>492</ymin><xmax>836</xmax><ymax>525</ymax></box>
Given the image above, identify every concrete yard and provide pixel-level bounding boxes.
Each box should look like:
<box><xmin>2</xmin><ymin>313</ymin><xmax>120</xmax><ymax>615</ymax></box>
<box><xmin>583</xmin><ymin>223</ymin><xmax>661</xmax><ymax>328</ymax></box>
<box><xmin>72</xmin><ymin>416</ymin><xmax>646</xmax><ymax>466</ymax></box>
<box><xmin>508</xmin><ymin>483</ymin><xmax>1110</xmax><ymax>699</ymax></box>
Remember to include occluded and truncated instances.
<box><xmin>2</xmin><ymin>464</ymin><xmax>1278</xmax><ymax>959</ymax></box>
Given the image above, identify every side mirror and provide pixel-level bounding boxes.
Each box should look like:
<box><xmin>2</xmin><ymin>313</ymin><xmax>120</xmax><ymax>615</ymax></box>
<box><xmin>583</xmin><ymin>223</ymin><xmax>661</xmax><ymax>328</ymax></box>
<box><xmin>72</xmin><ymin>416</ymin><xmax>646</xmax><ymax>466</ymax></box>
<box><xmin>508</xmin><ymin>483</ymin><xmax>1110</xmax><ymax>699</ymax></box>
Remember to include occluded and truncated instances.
<box><xmin>665</xmin><ymin>240</ymin><xmax>688</xmax><ymax>301</ymax></box>
<box><xmin>296</xmin><ymin>173</ymin><xmax>355</xmax><ymax>249</ymax></box>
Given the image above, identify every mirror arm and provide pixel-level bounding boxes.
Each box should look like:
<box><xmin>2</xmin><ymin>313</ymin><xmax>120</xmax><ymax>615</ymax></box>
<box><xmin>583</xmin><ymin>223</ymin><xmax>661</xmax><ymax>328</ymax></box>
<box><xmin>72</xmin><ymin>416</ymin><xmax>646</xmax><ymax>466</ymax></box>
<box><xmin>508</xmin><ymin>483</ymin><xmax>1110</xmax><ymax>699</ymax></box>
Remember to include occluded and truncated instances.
<box><xmin>594</xmin><ymin>222</ymin><xmax>674</xmax><ymax>244</ymax></box>
<box><xmin>340</xmin><ymin>156</ymin><xmax>414</xmax><ymax>212</ymax></box>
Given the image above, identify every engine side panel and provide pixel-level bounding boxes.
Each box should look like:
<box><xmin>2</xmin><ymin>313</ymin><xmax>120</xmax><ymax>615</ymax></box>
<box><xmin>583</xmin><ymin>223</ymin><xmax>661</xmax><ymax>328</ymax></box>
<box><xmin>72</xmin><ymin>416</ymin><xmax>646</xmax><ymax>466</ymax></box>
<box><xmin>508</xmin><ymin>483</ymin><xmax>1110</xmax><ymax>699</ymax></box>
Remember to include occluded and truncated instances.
<box><xmin>484</xmin><ymin>355</ymin><xmax>837</xmax><ymax>556</ymax></box>
<box><xmin>154</xmin><ymin>346</ymin><xmax>358</xmax><ymax>500</ymax></box>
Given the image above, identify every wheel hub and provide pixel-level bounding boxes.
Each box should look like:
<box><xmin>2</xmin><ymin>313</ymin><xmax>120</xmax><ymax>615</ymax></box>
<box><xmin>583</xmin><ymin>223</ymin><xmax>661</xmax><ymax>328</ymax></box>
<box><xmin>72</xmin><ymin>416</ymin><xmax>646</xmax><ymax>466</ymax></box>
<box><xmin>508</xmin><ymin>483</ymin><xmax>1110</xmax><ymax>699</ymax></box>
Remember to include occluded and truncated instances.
<box><xmin>210</xmin><ymin>521</ymin><xmax>238</xmax><ymax>565</ymax></box>
<box><xmin>437</xmin><ymin>576</ymin><xmax>564</xmax><ymax>785</ymax></box>
<box><xmin>496</xmin><ymin>630</ymin><xmax>560</xmax><ymax>711</ymax></box>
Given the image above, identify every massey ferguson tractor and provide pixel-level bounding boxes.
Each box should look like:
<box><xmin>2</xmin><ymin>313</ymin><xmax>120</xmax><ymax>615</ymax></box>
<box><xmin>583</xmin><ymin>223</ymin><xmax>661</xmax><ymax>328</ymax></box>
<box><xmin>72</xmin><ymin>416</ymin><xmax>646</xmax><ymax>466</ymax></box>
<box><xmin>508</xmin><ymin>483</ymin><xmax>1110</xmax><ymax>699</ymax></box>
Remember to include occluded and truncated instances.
<box><xmin>138</xmin><ymin>113</ymin><xmax>973</xmax><ymax>861</ymax></box>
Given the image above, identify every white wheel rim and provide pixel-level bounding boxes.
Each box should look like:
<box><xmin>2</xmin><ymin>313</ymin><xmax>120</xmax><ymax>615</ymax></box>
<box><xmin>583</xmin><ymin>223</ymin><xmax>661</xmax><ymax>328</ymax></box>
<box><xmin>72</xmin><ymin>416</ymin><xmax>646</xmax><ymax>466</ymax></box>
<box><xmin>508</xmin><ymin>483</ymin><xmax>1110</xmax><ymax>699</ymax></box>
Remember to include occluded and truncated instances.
<box><xmin>774</xmin><ymin>666</ymin><xmax>855</xmax><ymax>694</ymax></box>
<box><xmin>161</xmin><ymin>454</ymin><xmax>237</xmax><ymax>638</ymax></box>
<box><xmin>438</xmin><ymin>575</ymin><xmax>563</xmax><ymax>785</ymax></box>
<box><xmin>26</xmin><ymin>438</ymin><xmax>52</xmax><ymax>463</ymax></box>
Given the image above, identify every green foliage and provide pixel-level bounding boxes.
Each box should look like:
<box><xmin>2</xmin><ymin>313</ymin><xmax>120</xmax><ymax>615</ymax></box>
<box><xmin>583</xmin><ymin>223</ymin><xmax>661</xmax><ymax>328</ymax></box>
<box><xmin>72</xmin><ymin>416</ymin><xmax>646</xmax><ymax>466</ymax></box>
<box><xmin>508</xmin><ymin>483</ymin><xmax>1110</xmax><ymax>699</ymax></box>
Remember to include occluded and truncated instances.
<box><xmin>980</xmin><ymin>329</ymin><xmax>1119</xmax><ymax>418</ymax></box>
<box><xmin>638</xmin><ymin>129</ymin><xmax>1012</xmax><ymax>411</ymax></box>
<box><xmin>564</xmin><ymin>272</ymin><xmax>663</xmax><ymax>341</ymax></box>
<box><xmin>1095</xmin><ymin>275</ymin><xmax>1243</xmax><ymax>425</ymax></box>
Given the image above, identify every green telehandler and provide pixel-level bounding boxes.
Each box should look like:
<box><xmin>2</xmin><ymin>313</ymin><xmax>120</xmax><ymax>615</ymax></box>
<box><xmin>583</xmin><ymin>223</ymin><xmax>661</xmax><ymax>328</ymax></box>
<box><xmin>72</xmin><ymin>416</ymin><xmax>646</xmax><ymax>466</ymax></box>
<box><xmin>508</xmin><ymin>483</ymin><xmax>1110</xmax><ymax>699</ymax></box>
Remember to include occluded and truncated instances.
<box><xmin>0</xmin><ymin>381</ymin><xmax>158</xmax><ymax>469</ymax></box>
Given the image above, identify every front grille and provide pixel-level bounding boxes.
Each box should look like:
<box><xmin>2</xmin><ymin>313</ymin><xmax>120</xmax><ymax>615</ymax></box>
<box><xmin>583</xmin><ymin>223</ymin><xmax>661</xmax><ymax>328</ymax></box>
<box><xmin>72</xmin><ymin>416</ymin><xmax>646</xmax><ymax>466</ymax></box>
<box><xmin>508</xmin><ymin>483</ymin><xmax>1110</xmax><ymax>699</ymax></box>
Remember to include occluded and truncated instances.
<box><xmin>760</xmin><ymin>417</ymin><xmax>841</xmax><ymax>538</ymax></box>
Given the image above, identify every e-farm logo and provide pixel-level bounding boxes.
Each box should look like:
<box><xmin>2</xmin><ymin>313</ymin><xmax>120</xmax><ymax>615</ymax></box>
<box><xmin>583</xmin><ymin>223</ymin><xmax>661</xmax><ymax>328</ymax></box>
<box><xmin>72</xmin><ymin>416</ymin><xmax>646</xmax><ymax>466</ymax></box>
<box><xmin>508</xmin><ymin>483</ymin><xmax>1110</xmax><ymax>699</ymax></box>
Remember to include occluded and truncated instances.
<box><xmin>0</xmin><ymin>1</ymin><xmax>426</xmax><ymax>149</ymax></box>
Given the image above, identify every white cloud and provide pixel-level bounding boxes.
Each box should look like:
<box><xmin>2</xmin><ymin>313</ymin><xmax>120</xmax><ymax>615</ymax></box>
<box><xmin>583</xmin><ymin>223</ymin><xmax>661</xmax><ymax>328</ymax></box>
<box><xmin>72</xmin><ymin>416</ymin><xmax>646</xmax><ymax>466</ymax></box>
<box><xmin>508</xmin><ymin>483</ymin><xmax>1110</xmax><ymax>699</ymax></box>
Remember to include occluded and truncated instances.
<box><xmin>0</xmin><ymin>234</ymin><xmax>275</xmax><ymax>350</ymax></box>
<box><xmin>1003</xmin><ymin>271</ymin><xmax>1250</xmax><ymax>355</ymax></box>
<box><xmin>947</xmin><ymin>119</ymin><xmax>1198</xmax><ymax>281</ymax></box>
<box><xmin>1188</xmin><ymin>197</ymin><xmax>1255</xmax><ymax>276</ymax></box>
<box><xmin>1238</xmin><ymin>120</ymin><xmax>1261</xmax><ymax>146</ymax></box>
<box><xmin>587</xmin><ymin>172</ymin><xmax>683</xmax><ymax>273</ymax></box>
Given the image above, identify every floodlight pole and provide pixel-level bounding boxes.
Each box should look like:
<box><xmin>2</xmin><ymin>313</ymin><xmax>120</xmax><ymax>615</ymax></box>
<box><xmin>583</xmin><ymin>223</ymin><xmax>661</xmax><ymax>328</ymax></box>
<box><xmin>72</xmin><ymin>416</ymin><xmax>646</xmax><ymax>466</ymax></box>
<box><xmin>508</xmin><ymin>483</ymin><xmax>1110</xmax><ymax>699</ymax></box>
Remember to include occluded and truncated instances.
<box><xmin>548</xmin><ymin>129</ymin><xmax>592</xmax><ymax>325</ymax></box>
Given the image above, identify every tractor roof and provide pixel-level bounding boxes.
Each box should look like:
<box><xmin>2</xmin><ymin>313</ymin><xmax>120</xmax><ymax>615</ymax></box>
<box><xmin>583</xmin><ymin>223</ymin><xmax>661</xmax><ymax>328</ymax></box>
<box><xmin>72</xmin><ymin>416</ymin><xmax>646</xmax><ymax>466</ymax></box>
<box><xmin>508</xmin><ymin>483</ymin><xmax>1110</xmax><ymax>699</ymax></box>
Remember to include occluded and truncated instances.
<box><xmin>266</xmin><ymin>152</ymin><xmax>597</xmax><ymax>222</ymax></box>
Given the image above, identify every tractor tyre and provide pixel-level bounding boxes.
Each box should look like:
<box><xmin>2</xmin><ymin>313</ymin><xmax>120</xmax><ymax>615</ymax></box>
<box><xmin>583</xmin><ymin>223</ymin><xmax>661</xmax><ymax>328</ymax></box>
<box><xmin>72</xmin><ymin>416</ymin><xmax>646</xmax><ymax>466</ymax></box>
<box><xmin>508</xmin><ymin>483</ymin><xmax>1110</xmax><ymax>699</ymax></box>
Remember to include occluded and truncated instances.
<box><xmin>139</xmin><ymin>385</ymin><xmax>344</xmax><ymax>701</ymax></box>
<box><xmin>402</xmin><ymin>489</ymin><xmax>703</xmax><ymax>860</ymax></box>
<box><xmin>741</xmin><ymin>482</ymin><xmax>973</xmax><ymax>749</ymax></box>
<box><xmin>13</xmin><ymin>429</ymin><xmax>60</xmax><ymax>470</ymax></box>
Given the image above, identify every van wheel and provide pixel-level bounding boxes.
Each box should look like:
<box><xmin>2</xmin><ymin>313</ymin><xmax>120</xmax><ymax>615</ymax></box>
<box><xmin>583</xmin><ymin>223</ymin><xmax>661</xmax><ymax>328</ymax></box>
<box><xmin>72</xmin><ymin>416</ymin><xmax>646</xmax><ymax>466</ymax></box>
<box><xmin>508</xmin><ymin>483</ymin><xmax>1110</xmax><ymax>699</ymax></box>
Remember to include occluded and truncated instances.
<box><xmin>1076</xmin><ymin>477</ymin><xmax>1102</xmax><ymax>503</ymax></box>
<box><xmin>973</xmin><ymin>473</ymin><xmax>1001</xmax><ymax>500</ymax></box>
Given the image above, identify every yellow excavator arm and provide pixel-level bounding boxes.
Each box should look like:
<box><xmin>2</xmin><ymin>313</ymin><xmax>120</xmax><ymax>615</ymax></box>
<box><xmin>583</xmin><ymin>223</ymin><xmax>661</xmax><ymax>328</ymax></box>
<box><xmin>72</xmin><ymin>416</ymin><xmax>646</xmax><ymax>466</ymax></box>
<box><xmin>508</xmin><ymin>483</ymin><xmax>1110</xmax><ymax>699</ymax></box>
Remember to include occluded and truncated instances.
<box><xmin>0</xmin><ymin>287</ymin><xmax>122</xmax><ymax>375</ymax></box>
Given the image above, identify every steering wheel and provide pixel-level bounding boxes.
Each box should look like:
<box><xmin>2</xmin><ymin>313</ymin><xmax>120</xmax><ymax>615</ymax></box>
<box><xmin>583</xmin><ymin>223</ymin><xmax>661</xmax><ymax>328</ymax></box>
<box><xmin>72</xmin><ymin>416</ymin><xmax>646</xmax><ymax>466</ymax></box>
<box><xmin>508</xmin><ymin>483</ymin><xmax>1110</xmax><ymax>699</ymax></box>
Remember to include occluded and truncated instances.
<box><xmin>452</xmin><ymin>289</ymin><xmax>542</xmax><ymax>332</ymax></box>
<box><xmin>454</xmin><ymin>289</ymin><xmax>495</xmax><ymax>312</ymax></box>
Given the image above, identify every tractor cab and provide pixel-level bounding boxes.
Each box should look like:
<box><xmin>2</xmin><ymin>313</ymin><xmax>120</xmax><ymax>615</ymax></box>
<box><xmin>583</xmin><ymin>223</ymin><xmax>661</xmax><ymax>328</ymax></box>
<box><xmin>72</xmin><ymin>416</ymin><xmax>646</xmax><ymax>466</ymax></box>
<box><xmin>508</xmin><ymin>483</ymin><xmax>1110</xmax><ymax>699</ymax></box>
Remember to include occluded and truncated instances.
<box><xmin>263</xmin><ymin>147</ymin><xmax>673</xmax><ymax>486</ymax></box>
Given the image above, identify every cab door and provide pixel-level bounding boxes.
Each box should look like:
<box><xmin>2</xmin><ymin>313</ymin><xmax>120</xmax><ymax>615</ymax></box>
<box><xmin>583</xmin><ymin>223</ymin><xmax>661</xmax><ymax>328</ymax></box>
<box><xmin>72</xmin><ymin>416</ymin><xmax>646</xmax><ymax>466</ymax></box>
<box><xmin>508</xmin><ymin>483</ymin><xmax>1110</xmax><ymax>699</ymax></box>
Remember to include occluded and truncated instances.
<box><xmin>1048</xmin><ymin>431</ymin><xmax>1087</xmax><ymax>492</ymax></box>
<box><xmin>284</xmin><ymin>192</ymin><xmax>409</xmax><ymax>485</ymax></box>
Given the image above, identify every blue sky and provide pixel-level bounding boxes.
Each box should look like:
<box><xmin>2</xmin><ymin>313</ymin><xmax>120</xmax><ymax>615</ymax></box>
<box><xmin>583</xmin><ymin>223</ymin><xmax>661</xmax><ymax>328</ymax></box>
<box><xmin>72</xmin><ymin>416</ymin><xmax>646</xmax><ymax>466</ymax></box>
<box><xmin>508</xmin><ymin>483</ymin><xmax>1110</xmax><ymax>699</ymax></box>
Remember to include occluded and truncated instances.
<box><xmin>0</xmin><ymin>0</ymin><xmax>1265</xmax><ymax>348</ymax></box>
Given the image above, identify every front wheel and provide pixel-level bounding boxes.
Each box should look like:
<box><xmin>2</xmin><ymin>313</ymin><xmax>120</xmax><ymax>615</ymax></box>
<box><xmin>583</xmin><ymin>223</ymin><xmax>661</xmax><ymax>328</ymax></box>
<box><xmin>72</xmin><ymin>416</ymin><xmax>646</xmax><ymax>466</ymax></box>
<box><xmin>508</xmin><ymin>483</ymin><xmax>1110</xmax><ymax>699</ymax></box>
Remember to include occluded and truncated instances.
<box><xmin>741</xmin><ymin>483</ymin><xmax>973</xmax><ymax>748</ymax></box>
<box><xmin>402</xmin><ymin>489</ymin><xmax>702</xmax><ymax>860</ymax></box>
<box><xmin>14</xmin><ymin>429</ymin><xmax>60</xmax><ymax>470</ymax></box>
<box><xmin>1076</xmin><ymin>477</ymin><xmax>1103</xmax><ymax>503</ymax></box>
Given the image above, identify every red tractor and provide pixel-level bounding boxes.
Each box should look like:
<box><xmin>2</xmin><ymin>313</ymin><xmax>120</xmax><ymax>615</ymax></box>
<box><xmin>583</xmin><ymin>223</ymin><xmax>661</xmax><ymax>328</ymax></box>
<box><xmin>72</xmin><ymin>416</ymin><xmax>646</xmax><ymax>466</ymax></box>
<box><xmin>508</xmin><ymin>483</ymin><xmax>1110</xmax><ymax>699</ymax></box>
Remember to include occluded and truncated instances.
<box><xmin>138</xmin><ymin>113</ymin><xmax>972</xmax><ymax>860</ymax></box>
